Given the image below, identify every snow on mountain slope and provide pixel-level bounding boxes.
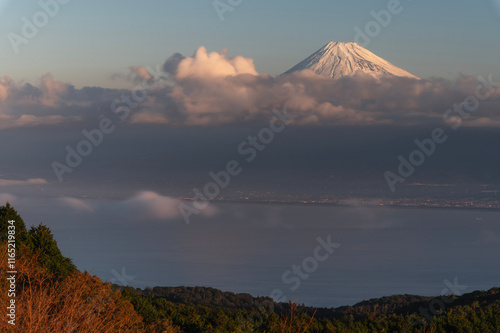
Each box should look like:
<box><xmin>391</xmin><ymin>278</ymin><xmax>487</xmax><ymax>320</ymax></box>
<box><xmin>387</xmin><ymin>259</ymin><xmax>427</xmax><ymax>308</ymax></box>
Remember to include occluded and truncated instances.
<box><xmin>282</xmin><ymin>42</ymin><xmax>419</xmax><ymax>79</ymax></box>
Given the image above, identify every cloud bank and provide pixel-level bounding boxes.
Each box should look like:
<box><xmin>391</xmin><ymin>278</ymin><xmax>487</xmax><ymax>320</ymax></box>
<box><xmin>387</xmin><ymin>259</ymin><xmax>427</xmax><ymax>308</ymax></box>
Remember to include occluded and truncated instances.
<box><xmin>2</xmin><ymin>47</ymin><xmax>500</xmax><ymax>129</ymax></box>
<box><xmin>57</xmin><ymin>191</ymin><xmax>217</xmax><ymax>222</ymax></box>
<box><xmin>0</xmin><ymin>178</ymin><xmax>47</xmax><ymax>186</ymax></box>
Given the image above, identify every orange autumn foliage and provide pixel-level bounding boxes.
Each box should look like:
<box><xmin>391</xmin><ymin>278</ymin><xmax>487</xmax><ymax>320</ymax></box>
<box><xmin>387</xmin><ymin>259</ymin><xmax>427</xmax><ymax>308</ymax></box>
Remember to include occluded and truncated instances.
<box><xmin>1</xmin><ymin>245</ymin><xmax>145</xmax><ymax>333</ymax></box>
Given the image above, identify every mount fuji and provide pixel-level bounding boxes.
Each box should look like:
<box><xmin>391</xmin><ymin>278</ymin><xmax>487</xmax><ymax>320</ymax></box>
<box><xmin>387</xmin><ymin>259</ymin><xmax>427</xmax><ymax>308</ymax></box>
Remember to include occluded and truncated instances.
<box><xmin>282</xmin><ymin>42</ymin><xmax>419</xmax><ymax>79</ymax></box>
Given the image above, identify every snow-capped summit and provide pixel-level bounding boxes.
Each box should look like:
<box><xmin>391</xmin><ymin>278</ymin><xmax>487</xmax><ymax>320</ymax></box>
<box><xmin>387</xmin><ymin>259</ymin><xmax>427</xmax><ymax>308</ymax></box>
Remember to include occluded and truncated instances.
<box><xmin>282</xmin><ymin>41</ymin><xmax>418</xmax><ymax>79</ymax></box>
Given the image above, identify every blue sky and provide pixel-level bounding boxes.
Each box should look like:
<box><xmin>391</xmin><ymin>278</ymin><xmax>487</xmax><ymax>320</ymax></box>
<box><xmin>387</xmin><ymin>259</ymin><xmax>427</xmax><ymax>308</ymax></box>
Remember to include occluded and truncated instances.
<box><xmin>1</xmin><ymin>0</ymin><xmax>500</xmax><ymax>88</ymax></box>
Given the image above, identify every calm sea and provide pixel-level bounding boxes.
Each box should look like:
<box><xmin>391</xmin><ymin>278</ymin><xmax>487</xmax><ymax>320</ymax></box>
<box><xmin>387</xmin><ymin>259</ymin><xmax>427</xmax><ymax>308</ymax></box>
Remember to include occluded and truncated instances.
<box><xmin>35</xmin><ymin>202</ymin><xmax>500</xmax><ymax>307</ymax></box>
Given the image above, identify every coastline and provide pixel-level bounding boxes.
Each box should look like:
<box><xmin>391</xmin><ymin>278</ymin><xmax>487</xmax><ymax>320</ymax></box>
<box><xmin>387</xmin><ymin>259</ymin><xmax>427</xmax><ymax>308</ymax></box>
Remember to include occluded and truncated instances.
<box><xmin>188</xmin><ymin>198</ymin><xmax>500</xmax><ymax>213</ymax></box>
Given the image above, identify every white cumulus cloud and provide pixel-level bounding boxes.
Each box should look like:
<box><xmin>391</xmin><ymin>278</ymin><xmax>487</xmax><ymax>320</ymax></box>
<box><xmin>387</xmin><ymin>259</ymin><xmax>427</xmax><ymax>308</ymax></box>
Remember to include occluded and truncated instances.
<box><xmin>176</xmin><ymin>46</ymin><xmax>258</xmax><ymax>80</ymax></box>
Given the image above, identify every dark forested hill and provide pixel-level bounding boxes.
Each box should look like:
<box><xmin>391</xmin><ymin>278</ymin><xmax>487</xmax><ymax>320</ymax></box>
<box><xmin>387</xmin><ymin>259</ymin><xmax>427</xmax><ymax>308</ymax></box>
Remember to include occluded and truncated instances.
<box><xmin>117</xmin><ymin>284</ymin><xmax>500</xmax><ymax>332</ymax></box>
